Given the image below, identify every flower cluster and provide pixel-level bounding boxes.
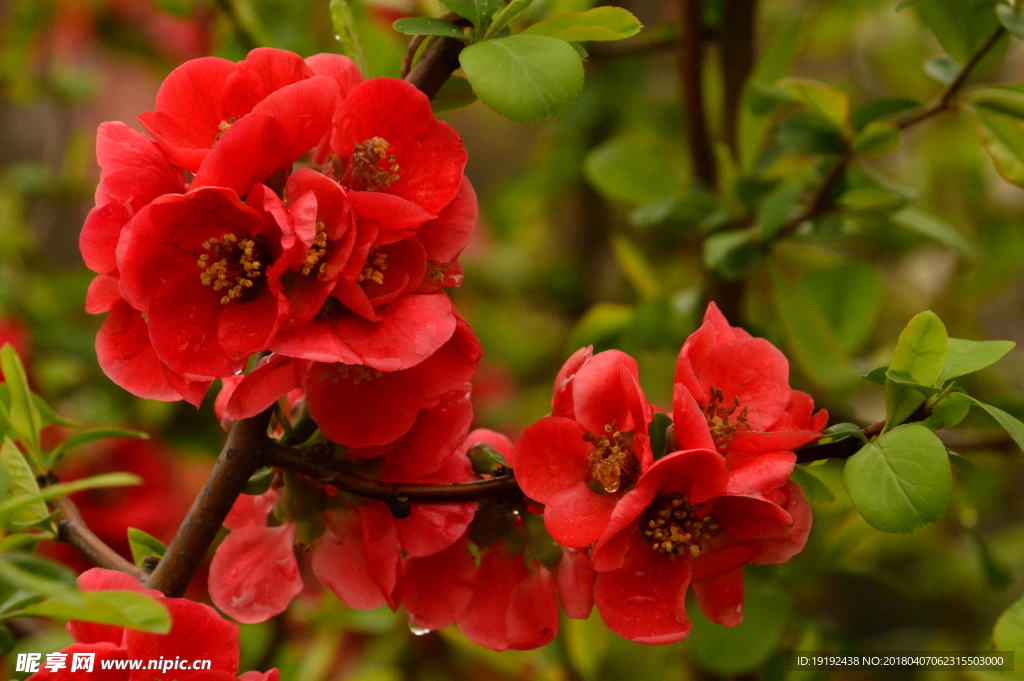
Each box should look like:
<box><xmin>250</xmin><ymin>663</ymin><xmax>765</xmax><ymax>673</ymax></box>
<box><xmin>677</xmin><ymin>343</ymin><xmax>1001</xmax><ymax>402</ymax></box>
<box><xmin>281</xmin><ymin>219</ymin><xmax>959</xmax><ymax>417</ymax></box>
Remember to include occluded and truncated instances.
<box><xmin>83</xmin><ymin>47</ymin><xmax>478</xmax><ymax>448</ymax></box>
<box><xmin>207</xmin><ymin>304</ymin><xmax>824</xmax><ymax>648</ymax></box>
<box><xmin>514</xmin><ymin>303</ymin><xmax>827</xmax><ymax>644</ymax></box>
<box><xmin>28</xmin><ymin>569</ymin><xmax>277</xmax><ymax>681</ymax></box>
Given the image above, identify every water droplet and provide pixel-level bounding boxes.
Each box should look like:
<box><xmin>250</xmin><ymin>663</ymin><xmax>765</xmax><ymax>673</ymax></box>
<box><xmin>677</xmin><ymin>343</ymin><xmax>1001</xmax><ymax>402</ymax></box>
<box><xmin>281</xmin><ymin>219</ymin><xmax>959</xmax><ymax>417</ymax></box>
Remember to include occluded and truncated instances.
<box><xmin>624</xmin><ymin>596</ymin><xmax>655</xmax><ymax>607</ymax></box>
<box><xmin>408</xmin><ymin>621</ymin><xmax>432</xmax><ymax>636</ymax></box>
<box><xmin>333</xmin><ymin>34</ymin><xmax>342</xmax><ymax>41</ymax></box>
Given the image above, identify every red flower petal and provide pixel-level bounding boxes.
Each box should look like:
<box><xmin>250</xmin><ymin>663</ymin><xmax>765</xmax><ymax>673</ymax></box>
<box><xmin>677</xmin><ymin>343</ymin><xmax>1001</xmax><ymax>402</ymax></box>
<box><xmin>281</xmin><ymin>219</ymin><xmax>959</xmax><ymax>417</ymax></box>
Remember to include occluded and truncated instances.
<box><xmin>223</xmin><ymin>489</ymin><xmax>278</xmax><ymax>530</ymax></box>
<box><xmin>85</xmin><ymin>275</ymin><xmax>121</xmax><ymax>315</ymax></box>
<box><xmin>544</xmin><ymin>481</ymin><xmax>621</xmax><ymax>549</ymax></box>
<box><xmin>209</xmin><ymin>524</ymin><xmax>302</xmax><ymax>623</ymax></box>
<box><xmin>552</xmin><ymin>346</ymin><xmax>593</xmax><ymax>418</ymax></box>
<box><xmin>555</xmin><ymin>546</ymin><xmax>596</xmax><ymax>620</ymax></box>
<box><xmin>68</xmin><ymin>569</ymin><xmax>161</xmax><ymax>646</ymax></box>
<box><xmin>672</xmin><ymin>384</ymin><xmax>716</xmax><ymax>451</ymax></box>
<box><xmin>753</xmin><ymin>482</ymin><xmax>812</xmax><ymax>565</ymax></box>
<box><xmin>401</xmin><ymin>538</ymin><xmax>477</xmax><ymax>632</ymax></box>
<box><xmin>725</xmin><ymin>450</ymin><xmax>796</xmax><ymax>494</ymax></box>
<box><xmin>331</xmin><ymin>78</ymin><xmax>467</xmax><ymax>215</ymax></box>
<box><xmin>312</xmin><ymin>510</ymin><xmax>395</xmax><ymax>610</ymax></box>
<box><xmin>123</xmin><ymin>599</ymin><xmax>240</xmax><ymax>680</ymax></box>
<box><xmin>415</xmin><ymin>176</ymin><xmax>477</xmax><ymax>264</ymax></box>
<box><xmin>81</xmin><ymin>202</ymin><xmax>129</xmax><ymax>276</ymax></box>
<box><xmin>572</xmin><ymin>350</ymin><xmax>649</xmax><ymax>436</ymax></box>
<box><xmin>27</xmin><ymin>643</ymin><xmax>129</xmax><ymax>681</ymax></box>
<box><xmin>506</xmin><ymin>566</ymin><xmax>559</xmax><ymax>650</ymax></box>
<box><xmin>593</xmin><ymin>533</ymin><xmax>692</xmax><ymax>645</ymax></box>
<box><xmin>513</xmin><ymin>416</ymin><xmax>590</xmax><ymax>504</ymax></box>
<box><xmin>692</xmin><ymin>567</ymin><xmax>744</xmax><ymax>626</ymax></box>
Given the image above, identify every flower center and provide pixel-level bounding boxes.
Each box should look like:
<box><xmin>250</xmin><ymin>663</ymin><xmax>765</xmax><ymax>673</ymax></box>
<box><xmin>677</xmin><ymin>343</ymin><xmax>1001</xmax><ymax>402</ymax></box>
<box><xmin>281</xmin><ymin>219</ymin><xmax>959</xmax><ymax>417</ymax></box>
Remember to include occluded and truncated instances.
<box><xmin>358</xmin><ymin>248</ymin><xmax>388</xmax><ymax>286</ymax></box>
<box><xmin>321</xmin><ymin>363</ymin><xmax>383</xmax><ymax>386</ymax></box>
<box><xmin>301</xmin><ymin>221</ymin><xmax>329</xmax><ymax>276</ymax></box>
<box><xmin>584</xmin><ymin>421</ymin><xmax>639</xmax><ymax>493</ymax></box>
<box><xmin>704</xmin><ymin>386</ymin><xmax>750</xmax><ymax>448</ymax></box>
<box><xmin>642</xmin><ymin>494</ymin><xmax>721</xmax><ymax>557</ymax></box>
<box><xmin>341</xmin><ymin>137</ymin><xmax>399</xmax><ymax>192</ymax></box>
<box><xmin>197</xmin><ymin>233</ymin><xmax>266</xmax><ymax>305</ymax></box>
<box><xmin>425</xmin><ymin>260</ymin><xmax>450</xmax><ymax>283</ymax></box>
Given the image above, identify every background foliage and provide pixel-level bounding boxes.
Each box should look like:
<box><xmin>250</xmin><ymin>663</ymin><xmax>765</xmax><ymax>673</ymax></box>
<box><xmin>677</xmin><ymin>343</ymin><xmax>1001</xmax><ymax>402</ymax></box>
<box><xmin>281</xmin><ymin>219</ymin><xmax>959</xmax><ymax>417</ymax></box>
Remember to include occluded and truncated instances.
<box><xmin>3</xmin><ymin>0</ymin><xmax>1024</xmax><ymax>678</ymax></box>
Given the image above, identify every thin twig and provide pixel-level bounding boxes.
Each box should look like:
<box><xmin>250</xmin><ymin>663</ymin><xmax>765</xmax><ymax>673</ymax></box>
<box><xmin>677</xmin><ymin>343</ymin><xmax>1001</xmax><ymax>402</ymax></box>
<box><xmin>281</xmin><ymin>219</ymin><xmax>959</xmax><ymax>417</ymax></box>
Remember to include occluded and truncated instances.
<box><xmin>52</xmin><ymin>496</ymin><xmax>147</xmax><ymax>581</ymax></box>
<box><xmin>270</xmin><ymin>442</ymin><xmax>521</xmax><ymax>504</ymax></box>
<box><xmin>214</xmin><ymin>0</ymin><xmax>258</xmax><ymax>52</ymax></box>
<box><xmin>147</xmin><ymin>409</ymin><xmax>274</xmax><ymax>597</ymax></box>
<box><xmin>401</xmin><ymin>35</ymin><xmax>428</xmax><ymax>78</ymax></box>
<box><xmin>896</xmin><ymin>27</ymin><xmax>1007</xmax><ymax>130</ymax></box>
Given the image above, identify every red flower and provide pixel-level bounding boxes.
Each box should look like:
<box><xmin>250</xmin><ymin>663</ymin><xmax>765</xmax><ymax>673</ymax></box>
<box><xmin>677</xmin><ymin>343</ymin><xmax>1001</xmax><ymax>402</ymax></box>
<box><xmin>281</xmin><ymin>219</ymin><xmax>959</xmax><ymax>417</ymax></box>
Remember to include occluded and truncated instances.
<box><xmin>514</xmin><ymin>350</ymin><xmax>654</xmax><ymax>548</ymax></box>
<box><xmin>116</xmin><ymin>186</ymin><xmax>296</xmax><ymax>379</ymax></box>
<box><xmin>30</xmin><ymin>568</ymin><xmax>269</xmax><ymax>681</ymax></box>
<box><xmin>589</xmin><ymin>448</ymin><xmax>810</xmax><ymax>644</ymax></box>
<box><xmin>673</xmin><ymin>303</ymin><xmax>828</xmax><ymax>459</ymax></box>
<box><xmin>138</xmin><ymin>48</ymin><xmax>360</xmax><ymax>196</ymax></box>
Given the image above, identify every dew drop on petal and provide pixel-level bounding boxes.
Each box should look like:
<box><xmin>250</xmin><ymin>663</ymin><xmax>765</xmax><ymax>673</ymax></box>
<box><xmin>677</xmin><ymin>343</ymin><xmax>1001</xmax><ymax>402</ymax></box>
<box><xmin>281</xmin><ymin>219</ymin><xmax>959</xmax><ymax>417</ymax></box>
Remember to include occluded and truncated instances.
<box><xmin>408</xmin><ymin>621</ymin><xmax>432</xmax><ymax>636</ymax></box>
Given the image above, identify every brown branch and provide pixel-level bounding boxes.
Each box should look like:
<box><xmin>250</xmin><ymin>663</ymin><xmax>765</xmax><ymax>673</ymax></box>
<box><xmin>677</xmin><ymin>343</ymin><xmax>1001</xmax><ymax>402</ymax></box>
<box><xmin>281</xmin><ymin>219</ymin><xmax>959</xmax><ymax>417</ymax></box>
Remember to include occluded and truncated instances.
<box><xmin>52</xmin><ymin>496</ymin><xmax>147</xmax><ymax>581</ymax></box>
<box><xmin>405</xmin><ymin>36</ymin><xmax>465</xmax><ymax>99</ymax></box>
<box><xmin>401</xmin><ymin>34</ymin><xmax>428</xmax><ymax>79</ymax></box>
<box><xmin>897</xmin><ymin>27</ymin><xmax>1006</xmax><ymax>130</ymax></box>
<box><xmin>213</xmin><ymin>0</ymin><xmax>258</xmax><ymax>52</ymax></box>
<box><xmin>678</xmin><ymin>0</ymin><xmax>717</xmax><ymax>189</ymax></box>
<box><xmin>719</xmin><ymin>0</ymin><xmax>757</xmax><ymax>153</ymax></box>
<box><xmin>146</xmin><ymin>409</ymin><xmax>274</xmax><ymax>597</ymax></box>
<box><xmin>270</xmin><ymin>443</ymin><xmax>521</xmax><ymax>505</ymax></box>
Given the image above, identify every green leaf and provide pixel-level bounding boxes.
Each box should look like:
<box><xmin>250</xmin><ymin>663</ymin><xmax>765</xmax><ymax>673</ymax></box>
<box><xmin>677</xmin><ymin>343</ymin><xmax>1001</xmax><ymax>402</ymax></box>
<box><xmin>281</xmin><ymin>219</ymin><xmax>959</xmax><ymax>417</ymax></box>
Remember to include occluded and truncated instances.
<box><xmin>948</xmin><ymin>449</ymin><xmax>976</xmax><ymax>472</ymax></box>
<box><xmin>994</xmin><ymin>594</ymin><xmax>1024</xmax><ymax>651</ymax></box>
<box><xmin>157</xmin><ymin>0</ymin><xmax>193</xmax><ymax>17</ymax></box>
<box><xmin>460</xmin><ymin>35</ymin><xmax>584</xmax><ymax>123</ymax></box>
<box><xmin>0</xmin><ymin>553</ymin><xmax>80</xmax><ymax>603</ymax></box>
<box><xmin>1</xmin><ymin>345</ymin><xmax>41</xmax><ymax>459</ymax></box>
<box><xmin>851</xmin><ymin>96</ymin><xmax>921</xmax><ymax>132</ymax></box>
<box><xmin>791</xmin><ymin>467</ymin><xmax>836</xmax><ymax>504</ymax></box>
<box><xmin>970</xmin><ymin>86</ymin><xmax>1024</xmax><ymax>119</ymax></box>
<box><xmin>244</xmin><ymin>466</ymin><xmax>274</xmax><ymax>496</ymax></box>
<box><xmin>812</xmin><ymin>422</ymin><xmax>868</xmax><ymax>445</ymax></box>
<box><xmin>584</xmin><ymin>134</ymin><xmax>687</xmax><ymax>204</ymax></box>
<box><xmin>800</xmin><ymin>259</ymin><xmax>884</xmax><ymax>355</ymax></box>
<box><xmin>891</xmin><ymin>208</ymin><xmax>978</xmax><ymax>259</ymax></box>
<box><xmin>392</xmin><ymin>17</ymin><xmax>467</xmax><ymax>38</ymax></box>
<box><xmin>483</xmin><ymin>0</ymin><xmax>532</xmax><ymax>40</ymax></box>
<box><xmin>0</xmin><ymin>472</ymin><xmax>141</xmax><ymax>520</ymax></box>
<box><xmin>437</xmin><ymin>0</ymin><xmax>479</xmax><ymax>25</ymax></box>
<box><xmin>923</xmin><ymin>54</ymin><xmax>961</xmax><ymax>86</ymax></box>
<box><xmin>127</xmin><ymin>528</ymin><xmax>167</xmax><ymax>568</ymax></box>
<box><xmin>0</xmin><ymin>438</ymin><xmax>46</xmax><ymax>529</ymax></box>
<box><xmin>964</xmin><ymin>396</ymin><xmax>1024</xmax><ymax>453</ymax></box>
<box><xmin>703</xmin><ymin>229</ymin><xmax>760</xmax><ymax>281</ymax></box>
<box><xmin>568</xmin><ymin>303</ymin><xmax>633</xmax><ymax>350</ymax></box>
<box><xmin>863</xmin><ymin>365</ymin><xmax>889</xmax><ymax>386</ymax></box>
<box><xmin>923</xmin><ymin>392</ymin><xmax>973</xmax><ymax>430</ymax></box>
<box><xmin>975</xmin><ymin>109</ymin><xmax>1024</xmax><ymax>185</ymax></box>
<box><xmin>0</xmin><ymin>625</ymin><xmax>12</xmax><ymax>655</ymax></box>
<box><xmin>755</xmin><ymin>181</ymin><xmax>802</xmax><ymax>241</ymax></box>
<box><xmin>431</xmin><ymin>75</ymin><xmax>478</xmax><ymax>114</ymax></box>
<box><xmin>939</xmin><ymin>338</ymin><xmax>1015</xmax><ymax>382</ymax></box>
<box><xmin>329</xmin><ymin>0</ymin><xmax>368</xmax><ymax>77</ymax></box>
<box><xmin>771</xmin><ymin>268</ymin><xmax>857</xmax><ymax>393</ymax></box>
<box><xmin>884</xmin><ymin>311</ymin><xmax>948</xmax><ymax>430</ymax></box>
<box><xmin>648</xmin><ymin>411</ymin><xmax>674</xmax><ymax>461</ymax></box>
<box><xmin>33</xmin><ymin>395</ymin><xmax>78</xmax><ymax>428</ymax></box>
<box><xmin>22</xmin><ymin>590</ymin><xmax>170</xmax><ymax>634</ymax></box>
<box><xmin>776</xmin><ymin>77</ymin><xmax>850</xmax><ymax>129</ymax></box>
<box><xmin>852</xmin><ymin>120</ymin><xmax>900</xmax><ymax>157</ymax></box>
<box><xmin>688</xmin><ymin>580</ymin><xmax>791</xmax><ymax>675</ymax></box>
<box><xmin>884</xmin><ymin>370</ymin><xmax>945</xmax><ymax>398</ymax></box>
<box><xmin>996</xmin><ymin>3</ymin><xmax>1024</xmax><ymax>39</ymax></box>
<box><xmin>913</xmin><ymin>0</ymin><xmax>1005</xmax><ymax>65</ymax></box>
<box><xmin>47</xmin><ymin>427</ymin><xmax>149</xmax><ymax>467</ymax></box>
<box><xmin>843</xmin><ymin>423</ymin><xmax>952</xmax><ymax>533</ymax></box>
<box><xmin>522</xmin><ymin>7</ymin><xmax>642</xmax><ymax>42</ymax></box>
<box><xmin>611</xmin><ymin>237</ymin><xmax>660</xmax><ymax>300</ymax></box>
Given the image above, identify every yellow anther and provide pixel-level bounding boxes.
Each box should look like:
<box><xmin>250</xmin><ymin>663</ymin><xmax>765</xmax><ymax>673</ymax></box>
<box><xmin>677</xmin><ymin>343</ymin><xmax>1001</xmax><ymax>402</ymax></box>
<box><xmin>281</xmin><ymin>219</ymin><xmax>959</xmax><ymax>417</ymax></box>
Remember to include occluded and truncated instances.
<box><xmin>341</xmin><ymin>137</ymin><xmax>400</xmax><ymax>192</ymax></box>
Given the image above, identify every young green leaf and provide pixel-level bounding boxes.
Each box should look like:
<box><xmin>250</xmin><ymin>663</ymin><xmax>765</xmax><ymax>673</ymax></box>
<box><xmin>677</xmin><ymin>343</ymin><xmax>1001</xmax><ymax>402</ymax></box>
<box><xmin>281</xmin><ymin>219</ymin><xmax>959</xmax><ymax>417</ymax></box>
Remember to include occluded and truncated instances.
<box><xmin>913</xmin><ymin>0</ymin><xmax>1006</xmax><ymax>65</ymax></box>
<box><xmin>22</xmin><ymin>590</ymin><xmax>170</xmax><ymax>634</ymax></box>
<box><xmin>939</xmin><ymin>338</ymin><xmax>1015</xmax><ymax>383</ymax></box>
<box><xmin>127</xmin><ymin>528</ymin><xmax>167</xmax><ymax>567</ymax></box>
<box><xmin>1</xmin><ymin>345</ymin><xmax>41</xmax><ymax>460</ymax></box>
<box><xmin>392</xmin><ymin>17</ymin><xmax>467</xmax><ymax>38</ymax></box>
<box><xmin>994</xmin><ymin>593</ymin><xmax>1024</xmax><ymax>652</ymax></box>
<box><xmin>996</xmin><ymin>3</ymin><xmax>1024</xmax><ymax>40</ymax></box>
<box><xmin>852</xmin><ymin>120</ymin><xmax>900</xmax><ymax>156</ymax></box>
<box><xmin>812</xmin><ymin>422</ymin><xmax>868</xmax><ymax>445</ymax></box>
<box><xmin>970</xmin><ymin>86</ymin><xmax>1024</xmax><ymax>119</ymax></box>
<box><xmin>438</xmin><ymin>0</ymin><xmax>481</xmax><ymax>27</ymax></box>
<box><xmin>483</xmin><ymin>0</ymin><xmax>532</xmax><ymax>40</ymax></box>
<box><xmin>460</xmin><ymin>35</ymin><xmax>584</xmax><ymax>123</ymax></box>
<box><xmin>884</xmin><ymin>370</ymin><xmax>944</xmax><ymax>397</ymax></box>
<box><xmin>923</xmin><ymin>392</ymin><xmax>973</xmax><ymax>430</ymax></box>
<box><xmin>851</xmin><ymin>96</ymin><xmax>921</xmax><ymax>132</ymax></box>
<box><xmin>964</xmin><ymin>396</ymin><xmax>1024</xmax><ymax>452</ymax></box>
<box><xmin>431</xmin><ymin>75</ymin><xmax>478</xmax><ymax>114</ymax></box>
<box><xmin>884</xmin><ymin>311</ymin><xmax>948</xmax><ymax>430</ymax></box>
<box><xmin>0</xmin><ymin>438</ymin><xmax>46</xmax><ymax>528</ymax></box>
<box><xmin>775</xmin><ymin>78</ymin><xmax>850</xmax><ymax>129</ymax></box>
<box><xmin>923</xmin><ymin>54</ymin><xmax>961</xmax><ymax>86</ymax></box>
<box><xmin>843</xmin><ymin>423</ymin><xmax>952</xmax><ymax>533</ymax></box>
<box><xmin>612</xmin><ymin>237</ymin><xmax>661</xmax><ymax>300</ymax></box>
<box><xmin>329</xmin><ymin>0</ymin><xmax>368</xmax><ymax>76</ymax></box>
<box><xmin>568</xmin><ymin>303</ymin><xmax>633</xmax><ymax>350</ymax></box>
<box><xmin>0</xmin><ymin>553</ymin><xmax>80</xmax><ymax>604</ymax></box>
<box><xmin>972</xmin><ymin>98</ymin><xmax>1024</xmax><ymax>187</ymax></box>
<box><xmin>704</xmin><ymin>229</ymin><xmax>760</xmax><ymax>281</ymax></box>
<box><xmin>522</xmin><ymin>7</ymin><xmax>642</xmax><ymax>42</ymax></box>
<box><xmin>0</xmin><ymin>472</ymin><xmax>141</xmax><ymax>520</ymax></box>
<box><xmin>891</xmin><ymin>208</ymin><xmax>978</xmax><ymax>259</ymax></box>
<box><xmin>947</xmin><ymin>449</ymin><xmax>976</xmax><ymax>472</ymax></box>
<box><xmin>755</xmin><ymin>181</ymin><xmax>802</xmax><ymax>241</ymax></box>
<box><xmin>791</xmin><ymin>467</ymin><xmax>836</xmax><ymax>504</ymax></box>
<box><xmin>47</xmin><ymin>427</ymin><xmax>149</xmax><ymax>467</ymax></box>
<box><xmin>862</xmin><ymin>365</ymin><xmax>889</xmax><ymax>386</ymax></box>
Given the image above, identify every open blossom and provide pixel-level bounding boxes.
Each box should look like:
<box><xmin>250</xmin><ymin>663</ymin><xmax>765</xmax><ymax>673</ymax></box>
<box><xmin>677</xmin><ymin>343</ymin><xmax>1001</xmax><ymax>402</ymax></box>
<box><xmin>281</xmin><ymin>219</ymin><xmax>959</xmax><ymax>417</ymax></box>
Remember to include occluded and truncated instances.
<box><xmin>673</xmin><ymin>303</ymin><xmax>828</xmax><ymax>459</ymax></box>
<box><xmin>28</xmin><ymin>569</ymin><xmax>276</xmax><ymax>681</ymax></box>
<box><xmin>589</xmin><ymin>447</ymin><xmax>810</xmax><ymax>644</ymax></box>
<box><xmin>514</xmin><ymin>349</ymin><xmax>654</xmax><ymax>548</ymax></box>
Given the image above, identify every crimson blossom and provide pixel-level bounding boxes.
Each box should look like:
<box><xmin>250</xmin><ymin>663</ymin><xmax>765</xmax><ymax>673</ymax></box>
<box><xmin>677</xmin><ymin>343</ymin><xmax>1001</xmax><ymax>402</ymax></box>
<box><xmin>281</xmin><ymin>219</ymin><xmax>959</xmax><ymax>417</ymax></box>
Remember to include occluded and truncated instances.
<box><xmin>82</xmin><ymin>47</ymin><xmax>478</xmax><ymax>433</ymax></box>
<box><xmin>27</xmin><ymin>569</ymin><xmax>277</xmax><ymax>681</ymax></box>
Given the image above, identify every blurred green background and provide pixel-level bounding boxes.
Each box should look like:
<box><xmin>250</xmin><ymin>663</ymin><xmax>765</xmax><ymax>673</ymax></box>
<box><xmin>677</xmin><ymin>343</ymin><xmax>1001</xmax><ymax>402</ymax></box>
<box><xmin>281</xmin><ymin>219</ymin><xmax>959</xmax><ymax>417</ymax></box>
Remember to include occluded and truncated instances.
<box><xmin>3</xmin><ymin>0</ymin><xmax>1024</xmax><ymax>678</ymax></box>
